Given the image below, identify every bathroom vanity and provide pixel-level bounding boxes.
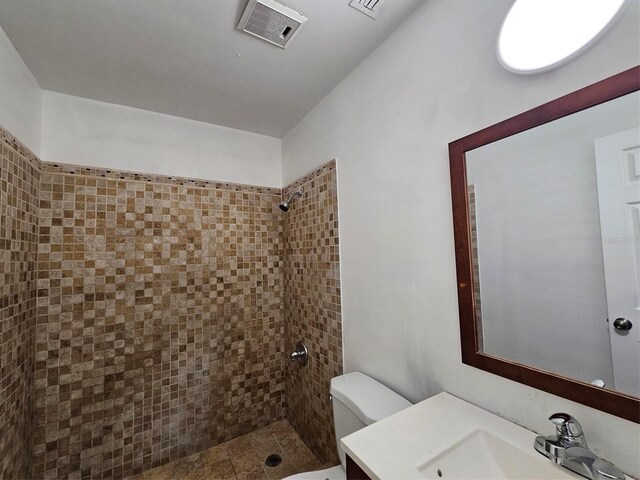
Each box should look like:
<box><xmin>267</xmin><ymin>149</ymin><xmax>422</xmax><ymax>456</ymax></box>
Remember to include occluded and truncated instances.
<box><xmin>342</xmin><ymin>392</ymin><xmax>629</xmax><ymax>480</ymax></box>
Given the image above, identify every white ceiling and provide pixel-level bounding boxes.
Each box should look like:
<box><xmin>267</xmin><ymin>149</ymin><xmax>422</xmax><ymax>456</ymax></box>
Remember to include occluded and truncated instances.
<box><xmin>0</xmin><ymin>0</ymin><xmax>423</xmax><ymax>138</ymax></box>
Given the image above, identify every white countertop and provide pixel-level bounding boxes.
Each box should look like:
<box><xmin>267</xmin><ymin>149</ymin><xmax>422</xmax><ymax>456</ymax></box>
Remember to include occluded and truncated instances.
<box><xmin>341</xmin><ymin>392</ymin><xmax>589</xmax><ymax>480</ymax></box>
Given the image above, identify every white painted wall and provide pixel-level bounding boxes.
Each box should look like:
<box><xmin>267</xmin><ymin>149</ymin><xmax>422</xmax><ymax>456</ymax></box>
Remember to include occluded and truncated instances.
<box><xmin>1</xmin><ymin>25</ymin><xmax>282</xmax><ymax>187</ymax></box>
<box><xmin>0</xmin><ymin>25</ymin><xmax>41</xmax><ymax>154</ymax></box>
<box><xmin>282</xmin><ymin>0</ymin><xmax>640</xmax><ymax>475</ymax></box>
<box><xmin>467</xmin><ymin>92</ymin><xmax>639</xmax><ymax>387</ymax></box>
<box><xmin>41</xmin><ymin>91</ymin><xmax>282</xmax><ymax>187</ymax></box>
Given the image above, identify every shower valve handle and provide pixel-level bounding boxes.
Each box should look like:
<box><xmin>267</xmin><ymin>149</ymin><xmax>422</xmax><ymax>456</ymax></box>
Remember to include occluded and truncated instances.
<box><xmin>290</xmin><ymin>351</ymin><xmax>304</xmax><ymax>361</ymax></box>
<box><xmin>290</xmin><ymin>341</ymin><xmax>308</xmax><ymax>366</ymax></box>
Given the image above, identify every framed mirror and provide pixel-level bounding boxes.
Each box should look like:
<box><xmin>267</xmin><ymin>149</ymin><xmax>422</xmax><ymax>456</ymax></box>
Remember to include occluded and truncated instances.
<box><xmin>449</xmin><ymin>66</ymin><xmax>639</xmax><ymax>423</ymax></box>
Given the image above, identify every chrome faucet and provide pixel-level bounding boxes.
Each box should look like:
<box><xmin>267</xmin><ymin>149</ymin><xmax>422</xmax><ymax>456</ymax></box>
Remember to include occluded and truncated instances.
<box><xmin>534</xmin><ymin>413</ymin><xmax>625</xmax><ymax>480</ymax></box>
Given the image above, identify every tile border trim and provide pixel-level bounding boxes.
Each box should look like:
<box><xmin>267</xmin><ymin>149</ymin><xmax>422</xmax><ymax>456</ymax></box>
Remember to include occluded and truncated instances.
<box><xmin>0</xmin><ymin>123</ymin><xmax>41</xmax><ymax>169</ymax></box>
<box><xmin>0</xmin><ymin>123</ymin><xmax>281</xmax><ymax>195</ymax></box>
<box><xmin>282</xmin><ymin>160</ymin><xmax>336</xmax><ymax>196</ymax></box>
<box><xmin>42</xmin><ymin>162</ymin><xmax>282</xmax><ymax>195</ymax></box>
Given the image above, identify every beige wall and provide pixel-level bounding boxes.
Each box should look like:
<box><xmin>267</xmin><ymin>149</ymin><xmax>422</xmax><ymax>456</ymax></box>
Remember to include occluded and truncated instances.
<box><xmin>282</xmin><ymin>0</ymin><xmax>640</xmax><ymax>476</ymax></box>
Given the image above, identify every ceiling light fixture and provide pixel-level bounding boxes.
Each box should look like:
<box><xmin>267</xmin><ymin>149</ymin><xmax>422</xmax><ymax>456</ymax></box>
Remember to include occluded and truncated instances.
<box><xmin>497</xmin><ymin>0</ymin><xmax>627</xmax><ymax>74</ymax></box>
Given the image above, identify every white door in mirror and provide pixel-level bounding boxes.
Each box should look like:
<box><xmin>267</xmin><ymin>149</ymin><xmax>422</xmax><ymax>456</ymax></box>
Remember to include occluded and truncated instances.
<box><xmin>497</xmin><ymin>0</ymin><xmax>627</xmax><ymax>74</ymax></box>
<box><xmin>595</xmin><ymin>127</ymin><xmax>640</xmax><ymax>398</ymax></box>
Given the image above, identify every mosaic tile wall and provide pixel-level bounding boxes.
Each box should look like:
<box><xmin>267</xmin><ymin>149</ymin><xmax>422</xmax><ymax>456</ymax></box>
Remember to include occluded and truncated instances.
<box><xmin>283</xmin><ymin>161</ymin><xmax>343</xmax><ymax>464</ymax></box>
<box><xmin>0</xmin><ymin>121</ymin><xmax>343</xmax><ymax>478</ymax></box>
<box><xmin>468</xmin><ymin>185</ymin><xmax>484</xmax><ymax>350</ymax></box>
<box><xmin>0</xmin><ymin>126</ymin><xmax>41</xmax><ymax>479</ymax></box>
<box><xmin>34</xmin><ymin>164</ymin><xmax>287</xmax><ymax>479</ymax></box>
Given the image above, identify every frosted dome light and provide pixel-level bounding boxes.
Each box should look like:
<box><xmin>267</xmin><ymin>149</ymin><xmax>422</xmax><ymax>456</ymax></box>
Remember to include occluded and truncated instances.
<box><xmin>497</xmin><ymin>0</ymin><xmax>627</xmax><ymax>74</ymax></box>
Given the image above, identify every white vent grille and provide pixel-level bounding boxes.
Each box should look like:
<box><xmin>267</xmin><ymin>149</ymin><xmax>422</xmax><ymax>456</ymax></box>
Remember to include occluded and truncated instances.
<box><xmin>237</xmin><ymin>0</ymin><xmax>307</xmax><ymax>48</ymax></box>
<box><xmin>349</xmin><ymin>0</ymin><xmax>387</xmax><ymax>19</ymax></box>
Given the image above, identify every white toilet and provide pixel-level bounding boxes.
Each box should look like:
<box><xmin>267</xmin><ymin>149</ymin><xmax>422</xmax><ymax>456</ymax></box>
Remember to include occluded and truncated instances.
<box><xmin>284</xmin><ymin>372</ymin><xmax>412</xmax><ymax>480</ymax></box>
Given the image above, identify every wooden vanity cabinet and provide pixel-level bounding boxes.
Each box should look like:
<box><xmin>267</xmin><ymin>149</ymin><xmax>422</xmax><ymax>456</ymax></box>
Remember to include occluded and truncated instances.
<box><xmin>346</xmin><ymin>454</ymin><xmax>372</xmax><ymax>480</ymax></box>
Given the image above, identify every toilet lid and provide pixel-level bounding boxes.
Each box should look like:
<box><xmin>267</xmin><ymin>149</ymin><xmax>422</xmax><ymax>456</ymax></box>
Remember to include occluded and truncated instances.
<box><xmin>330</xmin><ymin>372</ymin><xmax>412</xmax><ymax>425</ymax></box>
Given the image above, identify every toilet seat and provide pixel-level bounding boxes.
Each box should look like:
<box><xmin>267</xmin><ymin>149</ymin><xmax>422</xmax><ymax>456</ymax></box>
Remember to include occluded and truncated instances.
<box><xmin>282</xmin><ymin>464</ymin><xmax>345</xmax><ymax>480</ymax></box>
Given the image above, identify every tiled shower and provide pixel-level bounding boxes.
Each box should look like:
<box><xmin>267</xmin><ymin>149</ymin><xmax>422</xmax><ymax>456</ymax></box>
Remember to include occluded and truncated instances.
<box><xmin>283</xmin><ymin>162</ymin><xmax>342</xmax><ymax>465</ymax></box>
<box><xmin>0</xmin><ymin>129</ymin><xmax>40</xmax><ymax>480</ymax></box>
<box><xmin>0</xmin><ymin>125</ymin><xmax>342</xmax><ymax>479</ymax></box>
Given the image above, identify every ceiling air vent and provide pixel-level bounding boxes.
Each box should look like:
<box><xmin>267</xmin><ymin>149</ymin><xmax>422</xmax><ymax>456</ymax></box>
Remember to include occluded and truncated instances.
<box><xmin>349</xmin><ymin>0</ymin><xmax>387</xmax><ymax>19</ymax></box>
<box><xmin>237</xmin><ymin>0</ymin><xmax>308</xmax><ymax>48</ymax></box>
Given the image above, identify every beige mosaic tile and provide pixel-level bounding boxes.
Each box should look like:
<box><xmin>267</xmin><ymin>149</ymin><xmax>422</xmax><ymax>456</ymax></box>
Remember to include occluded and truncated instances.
<box><xmin>468</xmin><ymin>185</ymin><xmax>483</xmax><ymax>350</ymax></box>
<box><xmin>0</xmin><ymin>124</ymin><xmax>41</xmax><ymax>480</ymax></box>
<box><xmin>282</xmin><ymin>161</ymin><xmax>343</xmax><ymax>464</ymax></box>
<box><xmin>126</xmin><ymin>419</ymin><xmax>322</xmax><ymax>480</ymax></box>
<box><xmin>34</xmin><ymin>165</ymin><xmax>287</xmax><ymax>479</ymax></box>
<box><xmin>0</xmin><ymin>121</ymin><xmax>343</xmax><ymax>480</ymax></box>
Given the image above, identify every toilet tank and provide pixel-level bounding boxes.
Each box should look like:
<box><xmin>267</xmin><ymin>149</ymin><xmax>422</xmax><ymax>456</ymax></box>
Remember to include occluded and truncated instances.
<box><xmin>330</xmin><ymin>372</ymin><xmax>412</xmax><ymax>468</ymax></box>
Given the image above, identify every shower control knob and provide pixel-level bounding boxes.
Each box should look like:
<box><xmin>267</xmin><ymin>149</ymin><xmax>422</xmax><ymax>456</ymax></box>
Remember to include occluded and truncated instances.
<box><xmin>613</xmin><ymin>318</ymin><xmax>632</xmax><ymax>331</ymax></box>
<box><xmin>289</xmin><ymin>341</ymin><xmax>308</xmax><ymax>366</ymax></box>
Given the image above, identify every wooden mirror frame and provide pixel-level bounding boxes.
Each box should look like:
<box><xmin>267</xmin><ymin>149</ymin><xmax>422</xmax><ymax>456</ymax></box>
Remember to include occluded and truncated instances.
<box><xmin>448</xmin><ymin>66</ymin><xmax>640</xmax><ymax>423</ymax></box>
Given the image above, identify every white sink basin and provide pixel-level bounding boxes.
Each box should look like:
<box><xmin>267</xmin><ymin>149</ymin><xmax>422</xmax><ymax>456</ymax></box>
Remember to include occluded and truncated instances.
<box><xmin>418</xmin><ymin>429</ymin><xmax>574</xmax><ymax>479</ymax></box>
<box><xmin>341</xmin><ymin>392</ymin><xmax>584</xmax><ymax>480</ymax></box>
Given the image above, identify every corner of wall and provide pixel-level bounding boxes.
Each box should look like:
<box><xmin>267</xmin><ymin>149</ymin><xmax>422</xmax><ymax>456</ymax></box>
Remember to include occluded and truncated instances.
<box><xmin>0</xmin><ymin>24</ymin><xmax>43</xmax><ymax>156</ymax></box>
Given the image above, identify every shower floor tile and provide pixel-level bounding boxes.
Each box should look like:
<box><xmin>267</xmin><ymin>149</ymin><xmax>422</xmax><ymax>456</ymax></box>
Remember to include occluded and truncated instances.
<box><xmin>128</xmin><ymin>420</ymin><xmax>335</xmax><ymax>480</ymax></box>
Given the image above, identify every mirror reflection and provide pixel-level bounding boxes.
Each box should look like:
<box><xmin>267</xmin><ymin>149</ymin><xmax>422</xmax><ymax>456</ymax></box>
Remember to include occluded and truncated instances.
<box><xmin>466</xmin><ymin>91</ymin><xmax>639</xmax><ymax>398</ymax></box>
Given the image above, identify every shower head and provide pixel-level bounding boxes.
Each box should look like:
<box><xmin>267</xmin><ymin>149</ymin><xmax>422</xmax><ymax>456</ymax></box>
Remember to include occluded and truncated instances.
<box><xmin>279</xmin><ymin>189</ymin><xmax>303</xmax><ymax>212</ymax></box>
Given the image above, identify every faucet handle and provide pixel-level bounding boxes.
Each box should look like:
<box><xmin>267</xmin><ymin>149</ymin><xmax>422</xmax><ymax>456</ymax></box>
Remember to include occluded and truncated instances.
<box><xmin>549</xmin><ymin>413</ymin><xmax>584</xmax><ymax>438</ymax></box>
